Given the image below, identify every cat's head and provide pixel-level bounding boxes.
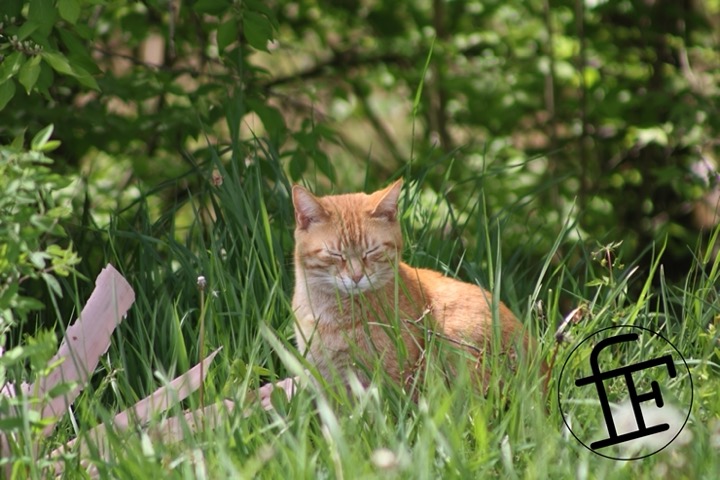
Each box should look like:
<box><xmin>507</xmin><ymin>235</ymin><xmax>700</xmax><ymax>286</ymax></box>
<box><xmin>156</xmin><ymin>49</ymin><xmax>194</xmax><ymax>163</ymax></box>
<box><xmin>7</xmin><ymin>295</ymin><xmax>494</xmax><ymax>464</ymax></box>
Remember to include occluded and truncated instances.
<box><xmin>292</xmin><ymin>180</ymin><xmax>404</xmax><ymax>296</ymax></box>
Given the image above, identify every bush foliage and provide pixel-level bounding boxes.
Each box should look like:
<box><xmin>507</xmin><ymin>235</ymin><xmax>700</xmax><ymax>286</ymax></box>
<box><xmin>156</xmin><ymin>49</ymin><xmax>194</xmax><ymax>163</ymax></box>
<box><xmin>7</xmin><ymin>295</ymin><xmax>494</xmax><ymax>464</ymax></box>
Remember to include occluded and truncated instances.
<box><xmin>1</xmin><ymin>0</ymin><xmax>718</xmax><ymax>272</ymax></box>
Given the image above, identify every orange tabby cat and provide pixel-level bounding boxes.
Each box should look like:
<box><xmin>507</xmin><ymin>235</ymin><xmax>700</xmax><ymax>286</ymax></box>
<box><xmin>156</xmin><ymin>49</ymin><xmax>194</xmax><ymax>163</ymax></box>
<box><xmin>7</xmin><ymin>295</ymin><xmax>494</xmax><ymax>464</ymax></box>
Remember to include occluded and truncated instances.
<box><xmin>281</xmin><ymin>179</ymin><xmax>544</xmax><ymax>396</ymax></box>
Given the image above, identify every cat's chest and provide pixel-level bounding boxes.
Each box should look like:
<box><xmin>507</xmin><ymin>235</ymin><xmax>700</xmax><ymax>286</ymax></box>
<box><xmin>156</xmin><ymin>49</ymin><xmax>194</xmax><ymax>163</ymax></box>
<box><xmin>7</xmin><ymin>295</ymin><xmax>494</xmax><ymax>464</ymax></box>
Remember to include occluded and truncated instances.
<box><xmin>293</xmin><ymin>294</ymin><xmax>426</xmax><ymax>385</ymax></box>
<box><xmin>293</xmin><ymin>295</ymin><xmax>366</xmax><ymax>335</ymax></box>
<box><xmin>293</xmin><ymin>291</ymin><xmax>398</xmax><ymax>327</ymax></box>
<box><xmin>293</xmin><ymin>292</ymin><xmax>385</xmax><ymax>346</ymax></box>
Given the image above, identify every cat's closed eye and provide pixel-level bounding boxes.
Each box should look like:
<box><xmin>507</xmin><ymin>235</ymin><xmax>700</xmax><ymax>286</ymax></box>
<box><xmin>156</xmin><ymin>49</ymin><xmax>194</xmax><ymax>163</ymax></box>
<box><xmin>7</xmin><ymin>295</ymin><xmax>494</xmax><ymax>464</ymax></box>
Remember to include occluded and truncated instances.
<box><xmin>362</xmin><ymin>246</ymin><xmax>380</xmax><ymax>259</ymax></box>
<box><xmin>326</xmin><ymin>249</ymin><xmax>345</xmax><ymax>261</ymax></box>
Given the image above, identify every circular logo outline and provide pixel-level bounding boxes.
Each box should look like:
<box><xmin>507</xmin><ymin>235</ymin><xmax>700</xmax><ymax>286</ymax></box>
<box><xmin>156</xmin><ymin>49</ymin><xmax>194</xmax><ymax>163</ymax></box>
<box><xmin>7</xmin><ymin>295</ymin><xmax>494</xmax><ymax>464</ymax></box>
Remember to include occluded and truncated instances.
<box><xmin>557</xmin><ymin>324</ymin><xmax>693</xmax><ymax>461</ymax></box>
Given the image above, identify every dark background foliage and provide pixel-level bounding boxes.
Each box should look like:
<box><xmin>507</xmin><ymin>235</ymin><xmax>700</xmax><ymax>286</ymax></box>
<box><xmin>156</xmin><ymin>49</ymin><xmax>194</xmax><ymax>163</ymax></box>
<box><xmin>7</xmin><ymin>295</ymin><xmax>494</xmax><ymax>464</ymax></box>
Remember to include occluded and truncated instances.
<box><xmin>1</xmin><ymin>0</ymin><xmax>719</xmax><ymax>329</ymax></box>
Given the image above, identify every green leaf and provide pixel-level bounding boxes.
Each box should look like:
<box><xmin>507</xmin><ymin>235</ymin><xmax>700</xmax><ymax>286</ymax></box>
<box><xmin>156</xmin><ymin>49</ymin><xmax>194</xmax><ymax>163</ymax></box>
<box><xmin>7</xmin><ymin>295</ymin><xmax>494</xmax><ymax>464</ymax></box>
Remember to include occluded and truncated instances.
<box><xmin>16</xmin><ymin>21</ymin><xmax>40</xmax><ymax>41</ymax></box>
<box><xmin>193</xmin><ymin>0</ymin><xmax>229</xmax><ymax>15</ymax></box>
<box><xmin>73</xmin><ymin>68</ymin><xmax>100</xmax><ymax>90</ymax></box>
<box><xmin>0</xmin><ymin>52</ymin><xmax>24</xmax><ymax>83</ymax></box>
<box><xmin>288</xmin><ymin>152</ymin><xmax>307</xmax><ymax>181</ymax></box>
<box><xmin>18</xmin><ymin>56</ymin><xmax>42</xmax><ymax>94</ymax></box>
<box><xmin>38</xmin><ymin>140</ymin><xmax>61</xmax><ymax>152</ymax></box>
<box><xmin>47</xmin><ymin>206</ymin><xmax>72</xmax><ymax>219</ymax></box>
<box><xmin>41</xmin><ymin>52</ymin><xmax>74</xmax><ymax>76</ymax></box>
<box><xmin>0</xmin><ymin>417</ymin><xmax>26</xmax><ymax>431</ymax></box>
<box><xmin>28</xmin><ymin>0</ymin><xmax>58</xmax><ymax>32</ymax></box>
<box><xmin>0</xmin><ymin>345</ymin><xmax>26</xmax><ymax>364</ymax></box>
<box><xmin>250</xmin><ymin>101</ymin><xmax>286</xmax><ymax>141</ymax></box>
<box><xmin>31</xmin><ymin>124</ymin><xmax>55</xmax><ymax>151</ymax></box>
<box><xmin>46</xmin><ymin>379</ymin><xmax>76</xmax><ymax>399</ymax></box>
<box><xmin>42</xmin><ymin>272</ymin><xmax>63</xmax><ymax>297</ymax></box>
<box><xmin>57</xmin><ymin>0</ymin><xmax>80</xmax><ymax>24</ymax></box>
<box><xmin>57</xmin><ymin>28</ymin><xmax>101</xmax><ymax>74</ymax></box>
<box><xmin>29</xmin><ymin>251</ymin><xmax>48</xmax><ymax>269</ymax></box>
<box><xmin>35</xmin><ymin>61</ymin><xmax>55</xmax><ymax>92</ymax></box>
<box><xmin>0</xmin><ymin>80</ymin><xmax>17</xmax><ymax>111</ymax></box>
<box><xmin>0</xmin><ymin>283</ymin><xmax>19</xmax><ymax>309</ymax></box>
<box><xmin>243</xmin><ymin>12</ymin><xmax>274</xmax><ymax>52</ymax></box>
<box><xmin>0</xmin><ymin>0</ymin><xmax>23</xmax><ymax>18</ymax></box>
<box><xmin>10</xmin><ymin>133</ymin><xmax>24</xmax><ymax>149</ymax></box>
<box><xmin>314</xmin><ymin>153</ymin><xmax>336</xmax><ymax>183</ymax></box>
<box><xmin>41</xmin><ymin>52</ymin><xmax>99</xmax><ymax>89</ymax></box>
<box><xmin>244</xmin><ymin>0</ymin><xmax>277</xmax><ymax>26</ymax></box>
<box><xmin>14</xmin><ymin>296</ymin><xmax>46</xmax><ymax>312</ymax></box>
<box><xmin>217</xmin><ymin>20</ymin><xmax>238</xmax><ymax>52</ymax></box>
<box><xmin>251</xmin><ymin>365</ymin><xmax>273</xmax><ymax>376</ymax></box>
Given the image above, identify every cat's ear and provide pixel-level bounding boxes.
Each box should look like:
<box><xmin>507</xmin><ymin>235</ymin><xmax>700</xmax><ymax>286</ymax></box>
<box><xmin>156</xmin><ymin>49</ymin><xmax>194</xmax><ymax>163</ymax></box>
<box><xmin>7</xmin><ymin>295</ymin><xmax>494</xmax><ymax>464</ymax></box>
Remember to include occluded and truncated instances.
<box><xmin>369</xmin><ymin>179</ymin><xmax>403</xmax><ymax>221</ymax></box>
<box><xmin>293</xmin><ymin>185</ymin><xmax>328</xmax><ymax>230</ymax></box>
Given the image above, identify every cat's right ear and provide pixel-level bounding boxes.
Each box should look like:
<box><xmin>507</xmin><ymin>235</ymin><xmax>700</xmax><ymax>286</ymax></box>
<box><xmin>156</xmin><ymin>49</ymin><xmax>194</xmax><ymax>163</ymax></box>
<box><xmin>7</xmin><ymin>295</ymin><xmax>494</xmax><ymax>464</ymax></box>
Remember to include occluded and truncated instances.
<box><xmin>369</xmin><ymin>179</ymin><xmax>403</xmax><ymax>222</ymax></box>
<box><xmin>292</xmin><ymin>185</ymin><xmax>328</xmax><ymax>230</ymax></box>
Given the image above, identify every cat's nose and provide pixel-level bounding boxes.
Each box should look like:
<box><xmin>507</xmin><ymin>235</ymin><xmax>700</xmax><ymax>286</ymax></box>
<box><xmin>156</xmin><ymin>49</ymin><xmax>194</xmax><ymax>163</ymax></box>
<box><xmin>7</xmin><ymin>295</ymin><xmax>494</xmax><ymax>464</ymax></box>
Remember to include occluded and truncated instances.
<box><xmin>350</xmin><ymin>271</ymin><xmax>364</xmax><ymax>284</ymax></box>
<box><xmin>346</xmin><ymin>259</ymin><xmax>364</xmax><ymax>284</ymax></box>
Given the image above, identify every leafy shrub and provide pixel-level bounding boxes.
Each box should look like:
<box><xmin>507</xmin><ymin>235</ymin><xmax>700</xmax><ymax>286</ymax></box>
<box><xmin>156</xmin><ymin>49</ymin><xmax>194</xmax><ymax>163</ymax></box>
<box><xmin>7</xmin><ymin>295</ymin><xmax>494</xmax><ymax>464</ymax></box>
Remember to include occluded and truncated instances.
<box><xmin>0</xmin><ymin>124</ymin><xmax>80</xmax><ymax>333</ymax></box>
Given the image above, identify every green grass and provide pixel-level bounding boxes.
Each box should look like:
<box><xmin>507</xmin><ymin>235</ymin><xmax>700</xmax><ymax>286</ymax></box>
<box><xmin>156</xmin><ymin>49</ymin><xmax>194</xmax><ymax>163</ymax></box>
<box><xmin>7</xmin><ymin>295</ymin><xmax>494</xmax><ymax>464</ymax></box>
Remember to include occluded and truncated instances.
<box><xmin>4</xmin><ymin>146</ymin><xmax>720</xmax><ymax>479</ymax></box>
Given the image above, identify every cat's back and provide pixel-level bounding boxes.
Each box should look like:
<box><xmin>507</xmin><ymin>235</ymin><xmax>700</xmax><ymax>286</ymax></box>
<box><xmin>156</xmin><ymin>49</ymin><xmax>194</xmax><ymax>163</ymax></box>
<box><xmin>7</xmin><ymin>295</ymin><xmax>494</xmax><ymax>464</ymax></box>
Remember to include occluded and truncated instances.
<box><xmin>400</xmin><ymin>263</ymin><xmax>525</xmax><ymax>345</ymax></box>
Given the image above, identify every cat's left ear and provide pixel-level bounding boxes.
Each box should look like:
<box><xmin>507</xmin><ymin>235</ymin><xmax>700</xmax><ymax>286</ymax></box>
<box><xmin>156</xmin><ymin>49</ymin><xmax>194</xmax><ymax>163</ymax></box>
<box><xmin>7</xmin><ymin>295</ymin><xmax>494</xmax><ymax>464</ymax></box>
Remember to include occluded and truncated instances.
<box><xmin>293</xmin><ymin>185</ymin><xmax>329</xmax><ymax>230</ymax></box>
<box><xmin>369</xmin><ymin>179</ymin><xmax>403</xmax><ymax>221</ymax></box>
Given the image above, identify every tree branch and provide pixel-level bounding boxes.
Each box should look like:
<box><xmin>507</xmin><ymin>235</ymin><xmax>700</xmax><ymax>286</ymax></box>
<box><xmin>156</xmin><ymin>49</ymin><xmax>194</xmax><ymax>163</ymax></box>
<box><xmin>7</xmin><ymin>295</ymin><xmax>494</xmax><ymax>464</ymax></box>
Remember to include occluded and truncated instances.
<box><xmin>260</xmin><ymin>49</ymin><xmax>410</xmax><ymax>91</ymax></box>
